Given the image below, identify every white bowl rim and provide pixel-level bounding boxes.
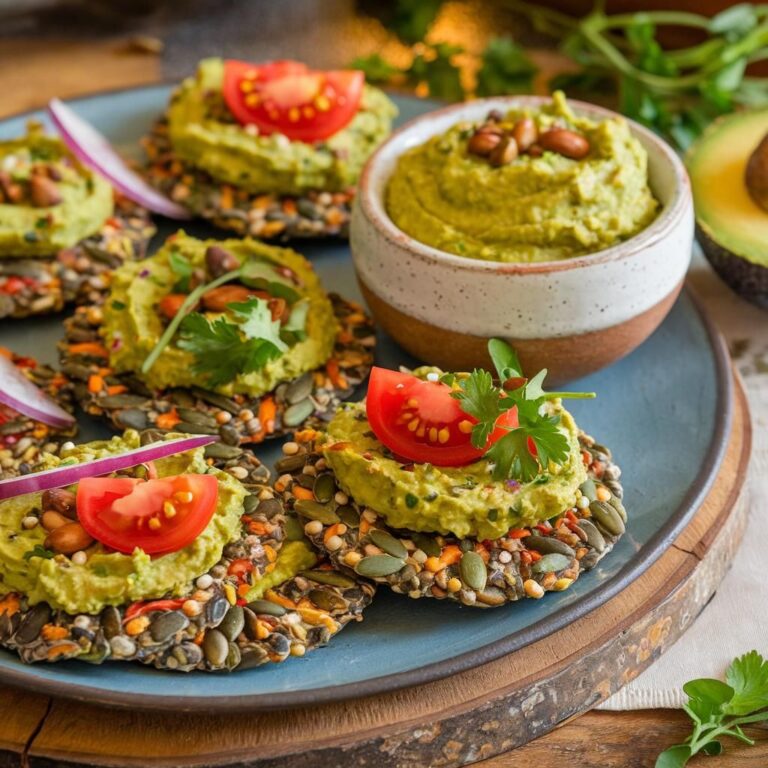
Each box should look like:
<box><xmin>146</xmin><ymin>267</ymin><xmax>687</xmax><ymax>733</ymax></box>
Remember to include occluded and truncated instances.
<box><xmin>357</xmin><ymin>94</ymin><xmax>692</xmax><ymax>275</ymax></box>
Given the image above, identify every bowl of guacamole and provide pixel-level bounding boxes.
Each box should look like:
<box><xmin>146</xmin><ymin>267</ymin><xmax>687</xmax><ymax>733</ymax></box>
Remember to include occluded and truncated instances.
<box><xmin>350</xmin><ymin>93</ymin><xmax>694</xmax><ymax>383</ymax></box>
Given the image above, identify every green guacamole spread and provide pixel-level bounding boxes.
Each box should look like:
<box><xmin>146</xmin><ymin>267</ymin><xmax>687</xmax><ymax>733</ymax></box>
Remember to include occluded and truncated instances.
<box><xmin>246</xmin><ymin>539</ymin><xmax>317</xmax><ymax>601</ymax></box>
<box><xmin>167</xmin><ymin>58</ymin><xmax>397</xmax><ymax>195</ymax></box>
<box><xmin>322</xmin><ymin>399</ymin><xmax>586</xmax><ymax>541</ymax></box>
<box><xmin>101</xmin><ymin>232</ymin><xmax>338</xmax><ymax>395</ymax></box>
<box><xmin>385</xmin><ymin>92</ymin><xmax>659</xmax><ymax>263</ymax></box>
<box><xmin>0</xmin><ymin>431</ymin><xmax>246</xmax><ymax>614</ymax></box>
<box><xmin>0</xmin><ymin>122</ymin><xmax>112</xmax><ymax>258</ymax></box>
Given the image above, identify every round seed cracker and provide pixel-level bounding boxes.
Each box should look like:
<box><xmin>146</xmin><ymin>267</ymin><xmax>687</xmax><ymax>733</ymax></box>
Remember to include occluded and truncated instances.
<box><xmin>0</xmin><ymin>195</ymin><xmax>154</xmax><ymax>320</ymax></box>
<box><xmin>0</xmin><ymin>476</ymin><xmax>373</xmax><ymax>671</ymax></box>
<box><xmin>143</xmin><ymin>120</ymin><xmax>353</xmax><ymax>240</ymax></box>
<box><xmin>283</xmin><ymin>432</ymin><xmax>626</xmax><ymax>608</ymax></box>
<box><xmin>0</xmin><ymin>351</ymin><xmax>77</xmax><ymax>479</ymax></box>
<box><xmin>60</xmin><ymin>293</ymin><xmax>375</xmax><ymax>446</ymax></box>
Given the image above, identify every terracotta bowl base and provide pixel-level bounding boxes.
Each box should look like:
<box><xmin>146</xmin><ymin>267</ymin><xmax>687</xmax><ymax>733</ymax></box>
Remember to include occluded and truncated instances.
<box><xmin>360</xmin><ymin>277</ymin><xmax>684</xmax><ymax>385</ymax></box>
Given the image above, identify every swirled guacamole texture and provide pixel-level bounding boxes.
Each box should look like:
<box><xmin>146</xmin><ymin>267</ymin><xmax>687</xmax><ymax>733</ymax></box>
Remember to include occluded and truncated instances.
<box><xmin>0</xmin><ymin>123</ymin><xmax>112</xmax><ymax>257</ymax></box>
<box><xmin>321</xmin><ymin>399</ymin><xmax>587</xmax><ymax>541</ymax></box>
<box><xmin>385</xmin><ymin>92</ymin><xmax>659</xmax><ymax>263</ymax></box>
<box><xmin>0</xmin><ymin>431</ymin><xmax>246</xmax><ymax>614</ymax></box>
<box><xmin>101</xmin><ymin>232</ymin><xmax>338</xmax><ymax>395</ymax></box>
<box><xmin>166</xmin><ymin>58</ymin><xmax>397</xmax><ymax>195</ymax></box>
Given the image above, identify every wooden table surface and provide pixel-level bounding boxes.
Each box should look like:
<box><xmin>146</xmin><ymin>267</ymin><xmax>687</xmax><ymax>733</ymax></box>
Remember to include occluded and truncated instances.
<box><xmin>0</xmin><ymin>33</ymin><xmax>766</xmax><ymax>768</ymax></box>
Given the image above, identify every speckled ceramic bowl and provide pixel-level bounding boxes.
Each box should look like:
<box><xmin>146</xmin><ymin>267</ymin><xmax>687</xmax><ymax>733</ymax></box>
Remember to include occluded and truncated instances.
<box><xmin>351</xmin><ymin>96</ymin><xmax>694</xmax><ymax>383</ymax></box>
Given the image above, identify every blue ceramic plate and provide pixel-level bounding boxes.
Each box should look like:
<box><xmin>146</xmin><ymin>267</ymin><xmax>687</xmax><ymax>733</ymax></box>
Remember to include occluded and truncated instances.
<box><xmin>0</xmin><ymin>87</ymin><xmax>731</xmax><ymax>711</ymax></box>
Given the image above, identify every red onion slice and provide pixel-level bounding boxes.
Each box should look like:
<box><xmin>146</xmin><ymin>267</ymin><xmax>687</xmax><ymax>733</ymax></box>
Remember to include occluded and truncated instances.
<box><xmin>0</xmin><ymin>355</ymin><xmax>75</xmax><ymax>429</ymax></box>
<box><xmin>47</xmin><ymin>98</ymin><xmax>191</xmax><ymax>220</ymax></box>
<box><xmin>0</xmin><ymin>435</ymin><xmax>216</xmax><ymax>500</ymax></box>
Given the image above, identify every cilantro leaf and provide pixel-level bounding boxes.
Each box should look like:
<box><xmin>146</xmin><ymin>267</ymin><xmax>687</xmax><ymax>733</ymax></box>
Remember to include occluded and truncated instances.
<box><xmin>178</xmin><ymin>313</ymin><xmax>282</xmax><ymax>387</ymax></box>
<box><xmin>169</xmin><ymin>250</ymin><xmax>194</xmax><ymax>293</ymax></box>
<box><xmin>524</xmin><ymin>415</ymin><xmax>569</xmax><ymax>470</ymax></box>
<box><xmin>282</xmin><ymin>299</ymin><xmax>309</xmax><ymax>343</ymax></box>
<box><xmin>350</xmin><ymin>54</ymin><xmax>401</xmax><ymax>84</ymax></box>
<box><xmin>451</xmin><ymin>369</ymin><xmax>509</xmax><ymax>448</ymax></box>
<box><xmin>486</xmin><ymin>429</ymin><xmax>540</xmax><ymax>482</ymax></box>
<box><xmin>23</xmin><ymin>544</ymin><xmax>55</xmax><ymax>561</ymax></box>
<box><xmin>724</xmin><ymin>651</ymin><xmax>768</xmax><ymax>715</ymax></box>
<box><xmin>488</xmin><ymin>338</ymin><xmax>522</xmax><ymax>381</ymax></box>
<box><xmin>476</xmin><ymin>37</ymin><xmax>537</xmax><ymax>97</ymax></box>
<box><xmin>409</xmin><ymin>43</ymin><xmax>464</xmax><ymax>101</ymax></box>
<box><xmin>228</xmin><ymin>298</ymin><xmax>287</xmax><ymax>353</ymax></box>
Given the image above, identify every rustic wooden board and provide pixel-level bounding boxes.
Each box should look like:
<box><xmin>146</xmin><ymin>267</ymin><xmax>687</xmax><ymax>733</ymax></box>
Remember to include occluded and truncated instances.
<box><xmin>0</xmin><ymin>372</ymin><xmax>746</xmax><ymax>768</ymax></box>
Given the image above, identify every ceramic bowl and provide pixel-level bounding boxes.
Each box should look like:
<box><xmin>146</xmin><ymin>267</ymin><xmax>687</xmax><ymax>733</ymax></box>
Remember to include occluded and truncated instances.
<box><xmin>351</xmin><ymin>96</ymin><xmax>694</xmax><ymax>383</ymax></box>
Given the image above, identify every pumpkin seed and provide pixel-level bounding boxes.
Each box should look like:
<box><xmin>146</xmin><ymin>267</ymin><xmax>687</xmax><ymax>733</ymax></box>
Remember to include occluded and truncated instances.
<box><xmin>99</xmin><ymin>394</ymin><xmax>148</xmax><ymax>408</ymax></box>
<box><xmin>175</xmin><ymin>421</ymin><xmax>219</xmax><ymax>435</ymax></box>
<box><xmin>285</xmin><ymin>373</ymin><xmax>314</xmax><ymax>404</ymax></box>
<box><xmin>476</xmin><ymin>586</ymin><xmax>506</xmax><ymax>606</ymax></box>
<box><xmin>226</xmin><ymin>642</ymin><xmax>242</xmax><ymax>670</ymax></box>
<box><xmin>411</xmin><ymin>532</ymin><xmax>441</xmax><ymax>558</ymax></box>
<box><xmin>0</xmin><ymin>420</ymin><xmax>27</xmax><ymax>435</ymax></box>
<box><xmin>336</xmin><ymin>504</ymin><xmax>360</xmax><ymax>528</ymax></box>
<box><xmin>293</xmin><ymin>499</ymin><xmax>339</xmax><ymax>524</ymax></box>
<box><xmin>191</xmin><ymin>387</ymin><xmax>240</xmax><ymax>413</ymax></box>
<box><xmin>283</xmin><ymin>398</ymin><xmax>314</xmax><ymax>427</ymax></box>
<box><xmin>283</xmin><ymin>515</ymin><xmax>306</xmax><ymax>541</ymax></box>
<box><xmin>531</xmin><ymin>553</ymin><xmax>572</xmax><ymax>574</ymax></box>
<box><xmin>369</xmin><ymin>529</ymin><xmax>408</xmax><ymax>559</ymax></box>
<box><xmin>608</xmin><ymin>496</ymin><xmax>627</xmax><ymax>523</ymax></box>
<box><xmin>589</xmin><ymin>500</ymin><xmax>625</xmax><ymax>536</ymax></box>
<box><xmin>150</xmin><ymin>611</ymin><xmax>188</xmax><ymax>643</ymax></box>
<box><xmin>459</xmin><ymin>550</ymin><xmax>487</xmax><ymax>591</ymax></box>
<box><xmin>204</xmin><ymin>443</ymin><xmax>242</xmax><ymax>460</ymax></box>
<box><xmin>177</xmin><ymin>408</ymin><xmax>217</xmax><ymax>428</ymax></box>
<box><xmin>309</xmin><ymin>589</ymin><xmax>346</xmax><ymax>612</ymax></box>
<box><xmin>219</xmin><ymin>606</ymin><xmax>245</xmax><ymax>642</ymax></box>
<box><xmin>246</xmin><ymin>599</ymin><xmax>287</xmax><ymax>617</ymax></box>
<box><xmin>578</xmin><ymin>519</ymin><xmax>606</xmax><ymax>553</ymax></box>
<box><xmin>274</xmin><ymin>453</ymin><xmax>307</xmax><ymax>473</ymax></box>
<box><xmin>355</xmin><ymin>554</ymin><xmax>405</xmax><ymax>578</ymax></box>
<box><xmin>256</xmin><ymin>498</ymin><xmax>283</xmax><ymax>519</ymax></box>
<box><xmin>524</xmin><ymin>535</ymin><xmax>575</xmax><ymax>558</ymax></box>
<box><xmin>14</xmin><ymin>603</ymin><xmax>51</xmax><ymax>644</ymax></box>
<box><xmin>301</xmin><ymin>569</ymin><xmax>357</xmax><ymax>589</ymax></box>
<box><xmin>115</xmin><ymin>409</ymin><xmax>148</xmax><ymax>430</ymax></box>
<box><xmin>579</xmin><ymin>478</ymin><xmax>597</xmax><ymax>502</ymax></box>
<box><xmin>313</xmin><ymin>473</ymin><xmax>336</xmax><ymax>503</ymax></box>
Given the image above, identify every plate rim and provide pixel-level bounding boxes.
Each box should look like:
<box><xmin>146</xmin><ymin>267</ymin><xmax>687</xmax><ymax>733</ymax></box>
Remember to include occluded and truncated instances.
<box><xmin>0</xmin><ymin>86</ymin><xmax>734</xmax><ymax>712</ymax></box>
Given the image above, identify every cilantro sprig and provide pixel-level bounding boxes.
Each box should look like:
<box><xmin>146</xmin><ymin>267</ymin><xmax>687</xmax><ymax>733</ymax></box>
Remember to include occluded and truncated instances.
<box><xmin>452</xmin><ymin>339</ymin><xmax>594</xmax><ymax>483</ymax></box>
<box><xmin>656</xmin><ymin>650</ymin><xmax>768</xmax><ymax>767</ymax></box>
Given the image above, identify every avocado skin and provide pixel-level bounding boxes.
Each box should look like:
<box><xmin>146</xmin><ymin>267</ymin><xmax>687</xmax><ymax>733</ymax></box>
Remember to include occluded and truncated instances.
<box><xmin>697</xmin><ymin>224</ymin><xmax>768</xmax><ymax>309</ymax></box>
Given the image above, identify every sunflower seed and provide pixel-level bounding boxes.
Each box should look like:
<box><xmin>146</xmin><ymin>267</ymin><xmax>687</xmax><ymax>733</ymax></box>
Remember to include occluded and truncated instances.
<box><xmin>355</xmin><ymin>554</ymin><xmax>406</xmax><ymax>578</ymax></box>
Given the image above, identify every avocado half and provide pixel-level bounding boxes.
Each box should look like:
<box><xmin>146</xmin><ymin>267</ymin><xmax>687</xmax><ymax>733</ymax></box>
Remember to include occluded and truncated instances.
<box><xmin>686</xmin><ymin>110</ymin><xmax>768</xmax><ymax>309</ymax></box>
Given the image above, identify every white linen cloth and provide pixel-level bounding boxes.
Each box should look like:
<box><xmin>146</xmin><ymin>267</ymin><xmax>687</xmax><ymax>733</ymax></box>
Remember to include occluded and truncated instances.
<box><xmin>600</xmin><ymin>253</ymin><xmax>768</xmax><ymax>710</ymax></box>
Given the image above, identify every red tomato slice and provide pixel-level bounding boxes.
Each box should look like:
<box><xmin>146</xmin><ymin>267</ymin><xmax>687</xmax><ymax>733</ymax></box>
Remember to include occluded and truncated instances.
<box><xmin>76</xmin><ymin>474</ymin><xmax>219</xmax><ymax>556</ymax></box>
<box><xmin>365</xmin><ymin>367</ymin><xmax>522</xmax><ymax>467</ymax></box>
<box><xmin>222</xmin><ymin>59</ymin><xmax>364</xmax><ymax>142</ymax></box>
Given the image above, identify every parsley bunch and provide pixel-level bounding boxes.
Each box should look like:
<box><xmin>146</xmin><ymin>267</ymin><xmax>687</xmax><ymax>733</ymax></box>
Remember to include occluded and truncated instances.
<box><xmin>451</xmin><ymin>339</ymin><xmax>594</xmax><ymax>483</ymax></box>
<box><xmin>657</xmin><ymin>651</ymin><xmax>768</xmax><ymax>767</ymax></box>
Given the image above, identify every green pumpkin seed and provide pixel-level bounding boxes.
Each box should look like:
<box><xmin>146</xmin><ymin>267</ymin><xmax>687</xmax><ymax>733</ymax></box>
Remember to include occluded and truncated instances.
<box><xmin>175</xmin><ymin>421</ymin><xmax>219</xmax><ymax>435</ymax></box>
<box><xmin>284</xmin><ymin>515</ymin><xmax>306</xmax><ymax>541</ymax></box>
<box><xmin>459</xmin><ymin>550</ymin><xmax>487</xmax><ymax>591</ymax></box>
<box><xmin>579</xmin><ymin>478</ymin><xmax>597</xmax><ymax>502</ymax></box>
<box><xmin>274</xmin><ymin>453</ymin><xmax>307</xmax><ymax>473</ymax></box>
<box><xmin>301</xmin><ymin>569</ymin><xmax>358</xmax><ymax>589</ymax></box>
<box><xmin>531</xmin><ymin>552</ymin><xmax>572</xmax><ymax>574</ymax></box>
<box><xmin>99</xmin><ymin>394</ymin><xmax>148</xmax><ymax>408</ymax></box>
<box><xmin>355</xmin><ymin>554</ymin><xmax>406</xmax><ymax>578</ymax></box>
<box><xmin>309</xmin><ymin>589</ymin><xmax>346</xmax><ymax>612</ymax></box>
<box><xmin>411</xmin><ymin>532</ymin><xmax>441</xmax><ymax>558</ymax></box>
<box><xmin>204</xmin><ymin>443</ymin><xmax>242</xmax><ymax>460</ymax></box>
<box><xmin>524</xmin><ymin>535</ymin><xmax>575</xmax><ymax>558</ymax></box>
<box><xmin>369</xmin><ymin>529</ymin><xmax>408</xmax><ymax>559</ymax></box>
<box><xmin>191</xmin><ymin>387</ymin><xmax>239</xmax><ymax>413</ymax></box>
<box><xmin>608</xmin><ymin>496</ymin><xmax>627</xmax><ymax>523</ymax></box>
<box><xmin>115</xmin><ymin>409</ymin><xmax>148</xmax><ymax>430</ymax></box>
<box><xmin>283</xmin><ymin>398</ymin><xmax>314</xmax><ymax>427</ymax></box>
<box><xmin>336</xmin><ymin>505</ymin><xmax>360</xmax><ymax>528</ymax></box>
<box><xmin>578</xmin><ymin>519</ymin><xmax>606</xmax><ymax>553</ymax></box>
<box><xmin>589</xmin><ymin>500</ymin><xmax>625</xmax><ymax>536</ymax></box>
<box><xmin>246</xmin><ymin>599</ymin><xmax>287</xmax><ymax>617</ymax></box>
<box><xmin>293</xmin><ymin>499</ymin><xmax>339</xmax><ymax>524</ymax></box>
<box><xmin>313</xmin><ymin>474</ymin><xmax>336</xmax><ymax>503</ymax></box>
<box><xmin>177</xmin><ymin>408</ymin><xmax>218</xmax><ymax>428</ymax></box>
<box><xmin>285</xmin><ymin>373</ymin><xmax>314</xmax><ymax>404</ymax></box>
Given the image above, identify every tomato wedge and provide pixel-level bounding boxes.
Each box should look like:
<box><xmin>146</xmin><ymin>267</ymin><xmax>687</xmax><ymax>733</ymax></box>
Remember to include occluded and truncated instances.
<box><xmin>222</xmin><ymin>59</ymin><xmax>364</xmax><ymax>142</ymax></box>
<box><xmin>76</xmin><ymin>474</ymin><xmax>219</xmax><ymax>556</ymax></box>
<box><xmin>365</xmin><ymin>368</ymin><xmax>523</xmax><ymax>467</ymax></box>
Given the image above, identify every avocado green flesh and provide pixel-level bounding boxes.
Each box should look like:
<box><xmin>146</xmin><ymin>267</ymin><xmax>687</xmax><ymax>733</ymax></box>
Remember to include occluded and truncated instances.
<box><xmin>0</xmin><ymin>431</ymin><xmax>246</xmax><ymax>615</ymax></box>
<box><xmin>101</xmin><ymin>232</ymin><xmax>338</xmax><ymax>395</ymax></box>
<box><xmin>167</xmin><ymin>58</ymin><xmax>397</xmax><ymax>195</ymax></box>
<box><xmin>385</xmin><ymin>91</ymin><xmax>658</xmax><ymax>263</ymax></box>
<box><xmin>322</xmin><ymin>400</ymin><xmax>586</xmax><ymax>541</ymax></box>
<box><xmin>246</xmin><ymin>540</ymin><xmax>317</xmax><ymax>601</ymax></box>
<box><xmin>687</xmin><ymin>109</ymin><xmax>768</xmax><ymax>269</ymax></box>
<box><xmin>0</xmin><ymin>124</ymin><xmax>113</xmax><ymax>257</ymax></box>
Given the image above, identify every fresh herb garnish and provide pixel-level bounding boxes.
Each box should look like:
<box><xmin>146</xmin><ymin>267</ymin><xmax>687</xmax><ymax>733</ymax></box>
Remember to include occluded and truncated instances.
<box><xmin>169</xmin><ymin>250</ymin><xmax>194</xmax><ymax>293</ymax></box>
<box><xmin>177</xmin><ymin>298</ymin><xmax>286</xmax><ymax>388</ymax></box>
<box><xmin>452</xmin><ymin>339</ymin><xmax>594</xmax><ymax>482</ymax></box>
<box><xmin>23</xmin><ymin>544</ymin><xmax>55</xmax><ymax>561</ymax></box>
<box><xmin>656</xmin><ymin>651</ymin><xmax>768</xmax><ymax>767</ymax></box>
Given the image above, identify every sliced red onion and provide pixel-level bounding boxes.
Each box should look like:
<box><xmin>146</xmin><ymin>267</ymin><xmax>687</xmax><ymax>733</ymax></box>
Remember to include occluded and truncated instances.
<box><xmin>0</xmin><ymin>435</ymin><xmax>216</xmax><ymax>501</ymax></box>
<box><xmin>0</xmin><ymin>355</ymin><xmax>75</xmax><ymax>429</ymax></box>
<box><xmin>47</xmin><ymin>98</ymin><xmax>191</xmax><ymax>220</ymax></box>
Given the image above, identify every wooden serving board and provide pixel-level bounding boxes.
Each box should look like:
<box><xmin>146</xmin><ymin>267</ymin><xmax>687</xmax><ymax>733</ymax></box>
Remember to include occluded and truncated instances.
<box><xmin>0</xmin><ymin>371</ymin><xmax>750</xmax><ymax>768</ymax></box>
